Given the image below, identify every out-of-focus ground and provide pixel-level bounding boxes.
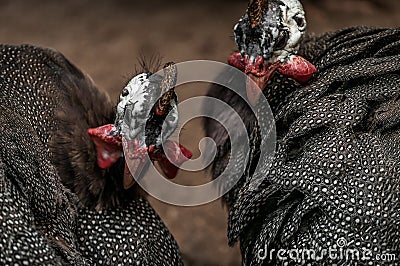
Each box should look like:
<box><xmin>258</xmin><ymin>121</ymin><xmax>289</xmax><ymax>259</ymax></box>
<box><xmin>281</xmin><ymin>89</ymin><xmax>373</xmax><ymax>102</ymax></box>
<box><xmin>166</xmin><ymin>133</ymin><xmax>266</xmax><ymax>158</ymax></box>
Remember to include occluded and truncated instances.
<box><xmin>0</xmin><ymin>0</ymin><xmax>399</xmax><ymax>265</ymax></box>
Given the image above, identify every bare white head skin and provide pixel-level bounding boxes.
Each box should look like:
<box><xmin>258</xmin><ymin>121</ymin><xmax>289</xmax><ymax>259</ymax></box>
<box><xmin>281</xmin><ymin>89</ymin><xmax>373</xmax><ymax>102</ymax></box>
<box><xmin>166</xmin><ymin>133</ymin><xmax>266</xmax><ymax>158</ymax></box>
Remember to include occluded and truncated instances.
<box><xmin>272</xmin><ymin>0</ymin><xmax>306</xmax><ymax>61</ymax></box>
<box><xmin>233</xmin><ymin>0</ymin><xmax>307</xmax><ymax>63</ymax></box>
<box><xmin>115</xmin><ymin>73</ymin><xmax>150</xmax><ymax>144</ymax></box>
<box><xmin>115</xmin><ymin>71</ymin><xmax>179</xmax><ymax>149</ymax></box>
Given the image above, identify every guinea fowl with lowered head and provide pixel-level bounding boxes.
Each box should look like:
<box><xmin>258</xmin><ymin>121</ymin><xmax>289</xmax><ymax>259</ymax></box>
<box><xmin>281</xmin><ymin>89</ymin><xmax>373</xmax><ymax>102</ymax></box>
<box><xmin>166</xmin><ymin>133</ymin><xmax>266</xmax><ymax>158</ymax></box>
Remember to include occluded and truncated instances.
<box><xmin>205</xmin><ymin>0</ymin><xmax>400</xmax><ymax>264</ymax></box>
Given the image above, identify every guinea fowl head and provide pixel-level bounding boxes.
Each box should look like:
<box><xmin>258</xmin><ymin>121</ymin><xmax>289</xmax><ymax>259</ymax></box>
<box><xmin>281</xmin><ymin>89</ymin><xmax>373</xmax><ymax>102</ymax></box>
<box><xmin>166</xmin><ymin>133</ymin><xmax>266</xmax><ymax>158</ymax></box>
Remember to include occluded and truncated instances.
<box><xmin>88</xmin><ymin>62</ymin><xmax>192</xmax><ymax>189</ymax></box>
<box><xmin>228</xmin><ymin>0</ymin><xmax>316</xmax><ymax>105</ymax></box>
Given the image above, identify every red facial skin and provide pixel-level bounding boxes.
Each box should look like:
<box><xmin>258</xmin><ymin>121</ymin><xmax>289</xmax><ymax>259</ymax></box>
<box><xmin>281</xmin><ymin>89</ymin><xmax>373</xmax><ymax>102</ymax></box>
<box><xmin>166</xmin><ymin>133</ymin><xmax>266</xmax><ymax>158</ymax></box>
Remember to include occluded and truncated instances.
<box><xmin>88</xmin><ymin>124</ymin><xmax>122</xmax><ymax>169</ymax></box>
<box><xmin>88</xmin><ymin>125</ymin><xmax>192</xmax><ymax>189</ymax></box>
<box><xmin>228</xmin><ymin>52</ymin><xmax>316</xmax><ymax>105</ymax></box>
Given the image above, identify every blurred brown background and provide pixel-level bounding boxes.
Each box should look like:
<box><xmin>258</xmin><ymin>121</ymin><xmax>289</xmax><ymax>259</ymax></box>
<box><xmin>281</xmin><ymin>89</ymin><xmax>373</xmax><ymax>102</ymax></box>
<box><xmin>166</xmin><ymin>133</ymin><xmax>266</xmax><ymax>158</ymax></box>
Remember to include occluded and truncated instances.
<box><xmin>0</xmin><ymin>0</ymin><xmax>399</xmax><ymax>265</ymax></box>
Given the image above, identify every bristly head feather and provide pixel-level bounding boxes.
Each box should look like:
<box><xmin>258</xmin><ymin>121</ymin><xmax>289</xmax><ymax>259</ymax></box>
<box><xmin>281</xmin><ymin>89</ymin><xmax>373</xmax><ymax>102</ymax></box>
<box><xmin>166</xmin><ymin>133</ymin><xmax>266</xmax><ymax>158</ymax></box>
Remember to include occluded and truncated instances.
<box><xmin>248</xmin><ymin>0</ymin><xmax>267</xmax><ymax>28</ymax></box>
<box><xmin>134</xmin><ymin>51</ymin><xmax>163</xmax><ymax>76</ymax></box>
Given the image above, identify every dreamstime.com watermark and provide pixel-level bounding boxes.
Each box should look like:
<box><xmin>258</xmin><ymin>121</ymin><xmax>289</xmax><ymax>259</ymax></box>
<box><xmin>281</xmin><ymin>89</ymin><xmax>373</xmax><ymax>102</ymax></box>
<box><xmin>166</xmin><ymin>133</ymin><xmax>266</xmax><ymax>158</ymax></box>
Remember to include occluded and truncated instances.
<box><xmin>257</xmin><ymin>238</ymin><xmax>397</xmax><ymax>263</ymax></box>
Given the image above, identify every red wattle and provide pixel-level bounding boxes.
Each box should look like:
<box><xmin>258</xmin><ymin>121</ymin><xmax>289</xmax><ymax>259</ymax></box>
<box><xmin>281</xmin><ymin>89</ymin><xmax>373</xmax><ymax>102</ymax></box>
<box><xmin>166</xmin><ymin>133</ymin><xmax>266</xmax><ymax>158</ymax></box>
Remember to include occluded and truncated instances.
<box><xmin>158</xmin><ymin>140</ymin><xmax>192</xmax><ymax>179</ymax></box>
<box><xmin>277</xmin><ymin>55</ymin><xmax>316</xmax><ymax>83</ymax></box>
<box><xmin>88</xmin><ymin>124</ymin><xmax>122</xmax><ymax>169</ymax></box>
<box><xmin>88</xmin><ymin>124</ymin><xmax>122</xmax><ymax>146</ymax></box>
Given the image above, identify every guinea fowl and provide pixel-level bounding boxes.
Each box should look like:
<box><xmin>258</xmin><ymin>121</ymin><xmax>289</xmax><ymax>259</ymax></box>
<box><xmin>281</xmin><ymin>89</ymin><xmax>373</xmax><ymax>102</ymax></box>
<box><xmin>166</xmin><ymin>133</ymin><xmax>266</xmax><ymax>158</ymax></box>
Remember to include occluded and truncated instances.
<box><xmin>0</xmin><ymin>44</ymin><xmax>188</xmax><ymax>265</ymax></box>
<box><xmin>205</xmin><ymin>0</ymin><xmax>400</xmax><ymax>264</ymax></box>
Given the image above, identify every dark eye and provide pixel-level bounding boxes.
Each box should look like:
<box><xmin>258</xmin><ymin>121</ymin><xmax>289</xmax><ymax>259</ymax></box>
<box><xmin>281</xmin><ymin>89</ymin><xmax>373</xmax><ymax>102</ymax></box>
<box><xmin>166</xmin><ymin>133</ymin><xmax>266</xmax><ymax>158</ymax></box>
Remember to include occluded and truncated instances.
<box><xmin>273</xmin><ymin>30</ymin><xmax>289</xmax><ymax>50</ymax></box>
<box><xmin>293</xmin><ymin>15</ymin><xmax>305</xmax><ymax>29</ymax></box>
<box><xmin>121</xmin><ymin>88</ymin><xmax>129</xmax><ymax>97</ymax></box>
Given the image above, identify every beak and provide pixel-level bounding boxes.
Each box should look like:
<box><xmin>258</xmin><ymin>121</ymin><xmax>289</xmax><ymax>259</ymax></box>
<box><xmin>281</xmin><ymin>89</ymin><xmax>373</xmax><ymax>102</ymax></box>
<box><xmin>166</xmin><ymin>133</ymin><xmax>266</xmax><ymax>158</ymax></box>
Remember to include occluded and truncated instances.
<box><xmin>122</xmin><ymin>138</ymin><xmax>151</xmax><ymax>189</ymax></box>
<box><xmin>228</xmin><ymin>52</ymin><xmax>278</xmax><ymax>106</ymax></box>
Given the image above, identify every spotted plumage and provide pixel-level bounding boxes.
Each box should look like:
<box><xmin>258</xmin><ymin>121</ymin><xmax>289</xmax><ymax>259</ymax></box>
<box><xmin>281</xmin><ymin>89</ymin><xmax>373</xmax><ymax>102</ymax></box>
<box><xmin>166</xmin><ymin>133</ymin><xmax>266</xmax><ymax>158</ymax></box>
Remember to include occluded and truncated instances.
<box><xmin>205</xmin><ymin>26</ymin><xmax>400</xmax><ymax>265</ymax></box>
<box><xmin>0</xmin><ymin>44</ymin><xmax>183</xmax><ymax>265</ymax></box>
<box><xmin>77</xmin><ymin>198</ymin><xmax>181</xmax><ymax>266</ymax></box>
